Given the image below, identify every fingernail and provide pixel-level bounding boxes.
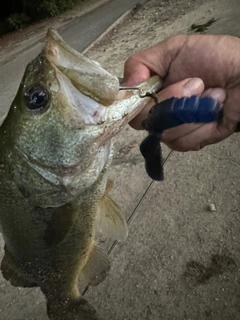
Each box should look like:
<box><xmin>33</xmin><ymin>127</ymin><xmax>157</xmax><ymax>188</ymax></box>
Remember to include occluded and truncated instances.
<box><xmin>183</xmin><ymin>78</ymin><xmax>203</xmax><ymax>96</ymax></box>
<box><xmin>202</xmin><ymin>88</ymin><xmax>226</xmax><ymax>103</ymax></box>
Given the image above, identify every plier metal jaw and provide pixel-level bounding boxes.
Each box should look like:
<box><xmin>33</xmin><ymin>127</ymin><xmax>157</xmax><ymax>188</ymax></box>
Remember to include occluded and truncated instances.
<box><xmin>118</xmin><ymin>75</ymin><xmax>162</xmax><ymax>103</ymax></box>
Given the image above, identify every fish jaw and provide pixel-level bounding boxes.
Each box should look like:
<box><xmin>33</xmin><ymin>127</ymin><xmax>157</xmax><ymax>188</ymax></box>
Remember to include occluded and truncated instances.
<box><xmin>43</xmin><ymin>28</ymin><xmax>162</xmax><ymax>138</ymax></box>
<box><xmin>45</xmin><ymin>28</ymin><xmax>119</xmax><ymax>107</ymax></box>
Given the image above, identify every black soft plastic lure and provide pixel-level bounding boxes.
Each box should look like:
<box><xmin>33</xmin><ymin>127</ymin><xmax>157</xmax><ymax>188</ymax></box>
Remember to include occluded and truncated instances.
<box><xmin>140</xmin><ymin>95</ymin><xmax>221</xmax><ymax>181</ymax></box>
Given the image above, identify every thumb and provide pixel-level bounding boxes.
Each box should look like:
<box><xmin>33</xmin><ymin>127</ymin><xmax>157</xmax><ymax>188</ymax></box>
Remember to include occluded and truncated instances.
<box><xmin>130</xmin><ymin>77</ymin><xmax>205</xmax><ymax>130</ymax></box>
<box><xmin>221</xmin><ymin>85</ymin><xmax>240</xmax><ymax>131</ymax></box>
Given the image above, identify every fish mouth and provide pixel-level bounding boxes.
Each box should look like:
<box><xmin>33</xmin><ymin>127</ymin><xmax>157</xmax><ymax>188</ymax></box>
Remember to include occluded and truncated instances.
<box><xmin>44</xmin><ymin>28</ymin><xmax>119</xmax><ymax>107</ymax></box>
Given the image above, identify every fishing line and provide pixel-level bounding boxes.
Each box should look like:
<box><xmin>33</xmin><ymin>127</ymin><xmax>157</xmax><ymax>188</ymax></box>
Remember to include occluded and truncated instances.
<box><xmin>82</xmin><ymin>149</ymin><xmax>173</xmax><ymax>296</ymax></box>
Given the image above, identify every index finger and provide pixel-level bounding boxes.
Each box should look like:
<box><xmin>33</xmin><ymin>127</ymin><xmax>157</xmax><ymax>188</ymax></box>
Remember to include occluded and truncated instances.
<box><xmin>123</xmin><ymin>56</ymin><xmax>152</xmax><ymax>86</ymax></box>
<box><xmin>123</xmin><ymin>35</ymin><xmax>188</xmax><ymax>86</ymax></box>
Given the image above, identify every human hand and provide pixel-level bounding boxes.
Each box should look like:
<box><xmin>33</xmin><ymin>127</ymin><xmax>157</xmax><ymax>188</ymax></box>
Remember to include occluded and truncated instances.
<box><xmin>123</xmin><ymin>35</ymin><xmax>240</xmax><ymax>151</ymax></box>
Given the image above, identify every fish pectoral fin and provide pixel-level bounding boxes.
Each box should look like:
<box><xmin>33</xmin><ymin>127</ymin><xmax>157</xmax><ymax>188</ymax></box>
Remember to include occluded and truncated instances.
<box><xmin>44</xmin><ymin>204</ymin><xmax>78</xmax><ymax>247</ymax></box>
<box><xmin>79</xmin><ymin>245</ymin><xmax>110</xmax><ymax>292</ymax></box>
<box><xmin>96</xmin><ymin>180</ymin><xmax>128</xmax><ymax>242</ymax></box>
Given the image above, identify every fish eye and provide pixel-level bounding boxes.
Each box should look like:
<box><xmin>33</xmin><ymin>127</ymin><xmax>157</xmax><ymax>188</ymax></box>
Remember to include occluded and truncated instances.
<box><xmin>24</xmin><ymin>86</ymin><xmax>49</xmax><ymax>110</ymax></box>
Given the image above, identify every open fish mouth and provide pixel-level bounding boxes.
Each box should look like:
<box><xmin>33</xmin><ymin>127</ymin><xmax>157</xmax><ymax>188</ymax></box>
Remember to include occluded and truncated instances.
<box><xmin>42</xmin><ymin>29</ymin><xmax>162</xmax><ymax>129</ymax></box>
<box><xmin>44</xmin><ymin>28</ymin><xmax>119</xmax><ymax>106</ymax></box>
<box><xmin>43</xmin><ymin>28</ymin><xmax>121</xmax><ymax>127</ymax></box>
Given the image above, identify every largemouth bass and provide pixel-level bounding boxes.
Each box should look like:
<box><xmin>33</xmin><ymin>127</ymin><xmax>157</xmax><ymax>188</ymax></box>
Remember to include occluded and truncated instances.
<box><xmin>0</xmin><ymin>29</ymin><xmax>161</xmax><ymax>320</ymax></box>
